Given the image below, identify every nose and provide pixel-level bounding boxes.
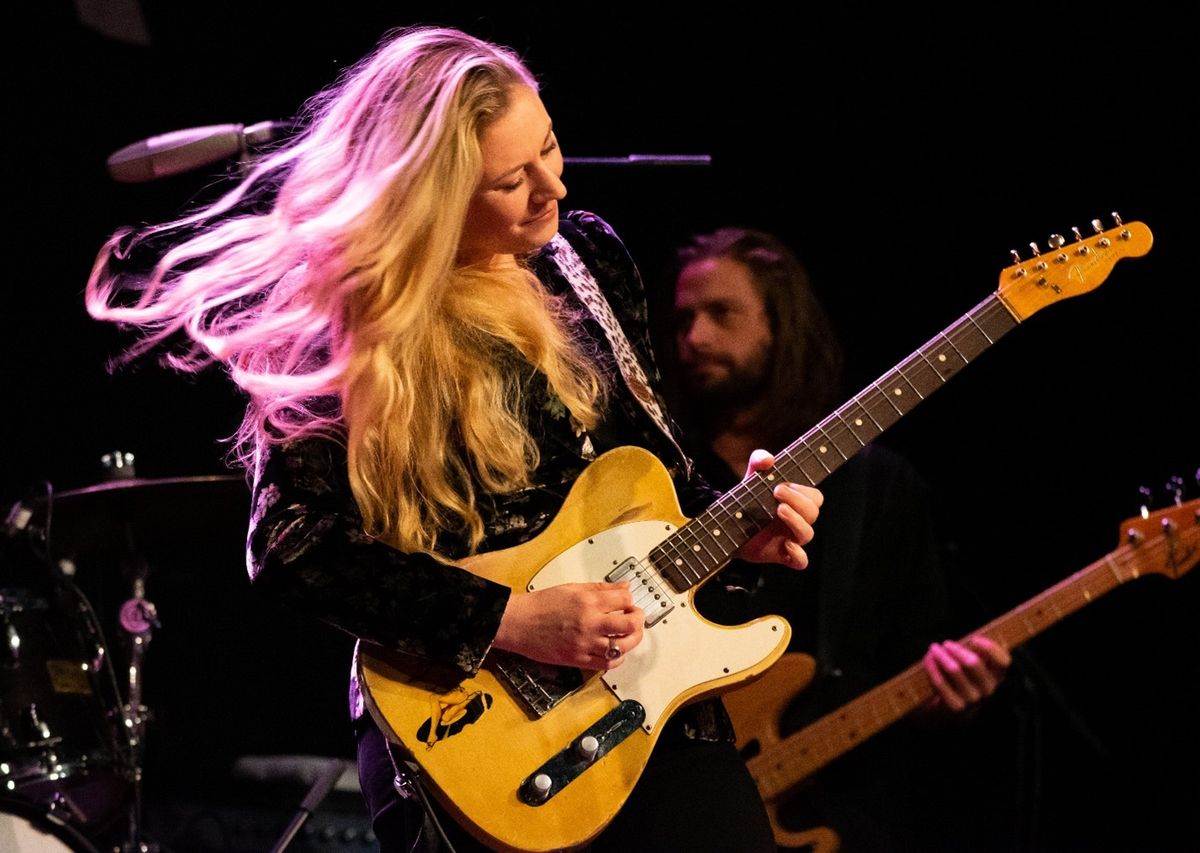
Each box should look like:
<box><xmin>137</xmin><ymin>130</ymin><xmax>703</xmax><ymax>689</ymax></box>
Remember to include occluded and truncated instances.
<box><xmin>532</xmin><ymin>162</ymin><xmax>567</xmax><ymax>203</ymax></box>
<box><xmin>678</xmin><ymin>311</ymin><xmax>714</xmax><ymax>354</ymax></box>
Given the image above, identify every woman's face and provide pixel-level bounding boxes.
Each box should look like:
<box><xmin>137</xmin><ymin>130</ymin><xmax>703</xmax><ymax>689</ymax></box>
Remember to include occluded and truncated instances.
<box><xmin>460</xmin><ymin>85</ymin><xmax>566</xmax><ymax>266</ymax></box>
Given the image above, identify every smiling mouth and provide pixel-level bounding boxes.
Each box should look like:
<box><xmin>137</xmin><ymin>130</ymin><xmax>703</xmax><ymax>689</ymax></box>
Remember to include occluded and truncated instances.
<box><xmin>524</xmin><ymin>205</ymin><xmax>557</xmax><ymax>225</ymax></box>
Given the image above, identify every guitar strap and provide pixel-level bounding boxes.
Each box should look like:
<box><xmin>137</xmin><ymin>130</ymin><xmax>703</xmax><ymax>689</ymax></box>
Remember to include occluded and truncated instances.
<box><xmin>547</xmin><ymin>233</ymin><xmax>692</xmax><ymax>478</ymax></box>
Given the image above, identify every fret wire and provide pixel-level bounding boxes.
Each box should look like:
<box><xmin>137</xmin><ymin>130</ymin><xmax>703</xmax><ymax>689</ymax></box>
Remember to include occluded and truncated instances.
<box><xmin>703</xmin><ymin>524</ymin><xmax>736</xmax><ymax>559</ymax></box>
<box><xmin>936</xmin><ymin>314</ymin><xmax>974</xmax><ymax>357</ymax></box>
<box><xmin>937</xmin><ymin>329</ymin><xmax>968</xmax><ymax>363</ymax></box>
<box><xmin>825</xmin><ymin>416</ymin><xmax>860</xmax><ymax>457</ymax></box>
<box><xmin>962</xmin><ymin>312</ymin><xmax>994</xmax><ymax>346</ymax></box>
<box><xmin>831</xmin><ymin>409</ymin><xmax>868</xmax><ymax>452</ymax></box>
<box><xmin>915</xmin><ymin>343</ymin><xmax>947</xmax><ymax>380</ymax></box>
<box><xmin>660</xmin><ymin>535</ymin><xmax>701</xmax><ymax>584</ymax></box>
<box><xmin>800</xmin><ymin>445</ymin><xmax>832</xmax><ymax>474</ymax></box>
<box><xmin>948</xmin><ymin>312</ymin><xmax>988</xmax><ymax>353</ymax></box>
<box><xmin>1104</xmin><ymin>554</ymin><xmax>1124</xmax><ymax>583</ymax></box>
<box><xmin>776</xmin><ymin>456</ymin><xmax>819</xmax><ymax>488</ymax></box>
<box><xmin>872</xmin><ymin>380</ymin><xmax>904</xmax><ymax>415</ymax></box>
<box><xmin>895</xmin><ymin>357</ymin><xmax>927</xmax><ymax>400</ymax></box>
<box><xmin>854</xmin><ymin>394</ymin><xmax>886</xmax><ymax>431</ymax></box>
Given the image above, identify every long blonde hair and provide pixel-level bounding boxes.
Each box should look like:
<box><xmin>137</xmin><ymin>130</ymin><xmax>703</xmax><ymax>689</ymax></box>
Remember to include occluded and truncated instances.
<box><xmin>86</xmin><ymin>26</ymin><xmax>604</xmax><ymax>553</ymax></box>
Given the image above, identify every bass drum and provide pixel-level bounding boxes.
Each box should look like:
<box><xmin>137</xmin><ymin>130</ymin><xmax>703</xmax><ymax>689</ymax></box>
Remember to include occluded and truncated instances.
<box><xmin>0</xmin><ymin>532</ymin><xmax>129</xmax><ymax>835</ymax></box>
<box><xmin>0</xmin><ymin>797</ymin><xmax>100</xmax><ymax>853</ymax></box>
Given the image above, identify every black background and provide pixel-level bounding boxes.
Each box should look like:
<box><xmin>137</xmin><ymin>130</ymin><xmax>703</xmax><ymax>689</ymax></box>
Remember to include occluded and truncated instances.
<box><xmin>6</xmin><ymin>4</ymin><xmax>1197</xmax><ymax>850</ymax></box>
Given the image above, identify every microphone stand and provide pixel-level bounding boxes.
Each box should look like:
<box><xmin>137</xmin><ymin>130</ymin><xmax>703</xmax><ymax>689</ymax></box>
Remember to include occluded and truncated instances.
<box><xmin>104</xmin><ymin>119</ymin><xmax>713</xmax><ymax>184</ymax></box>
<box><xmin>269</xmin><ymin>757</ymin><xmax>348</xmax><ymax>853</ymax></box>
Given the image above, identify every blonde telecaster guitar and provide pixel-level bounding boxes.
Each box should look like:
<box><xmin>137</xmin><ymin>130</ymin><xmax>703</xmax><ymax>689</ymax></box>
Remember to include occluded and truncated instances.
<box><xmin>359</xmin><ymin>217</ymin><xmax>1152</xmax><ymax>852</ymax></box>
<box><xmin>724</xmin><ymin>497</ymin><xmax>1200</xmax><ymax>851</ymax></box>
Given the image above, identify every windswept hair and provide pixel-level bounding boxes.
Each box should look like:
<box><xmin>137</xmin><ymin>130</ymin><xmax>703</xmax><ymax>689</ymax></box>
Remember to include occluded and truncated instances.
<box><xmin>86</xmin><ymin>26</ymin><xmax>604</xmax><ymax>553</ymax></box>
<box><xmin>675</xmin><ymin>227</ymin><xmax>843</xmax><ymax>451</ymax></box>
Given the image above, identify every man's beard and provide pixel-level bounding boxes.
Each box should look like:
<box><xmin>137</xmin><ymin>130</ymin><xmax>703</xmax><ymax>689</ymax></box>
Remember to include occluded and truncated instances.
<box><xmin>680</xmin><ymin>351</ymin><xmax>771</xmax><ymax>413</ymax></box>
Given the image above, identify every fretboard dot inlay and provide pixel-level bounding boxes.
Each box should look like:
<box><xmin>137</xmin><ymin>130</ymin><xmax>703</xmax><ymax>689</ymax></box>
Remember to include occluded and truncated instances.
<box><xmin>938</xmin><ymin>354</ymin><xmax>947</xmax><ymax>362</ymax></box>
<box><xmin>819</xmin><ymin>446</ymin><xmax>828</xmax><ymax>454</ymax></box>
<box><xmin>693</xmin><ymin>545</ymin><xmax>701</xmax><ymax>552</ymax></box>
<box><xmin>893</xmin><ymin>388</ymin><xmax>903</xmax><ymax>396</ymax></box>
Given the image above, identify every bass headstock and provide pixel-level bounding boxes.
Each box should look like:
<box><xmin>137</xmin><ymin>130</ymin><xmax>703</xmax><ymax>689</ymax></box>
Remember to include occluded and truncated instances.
<box><xmin>1120</xmin><ymin>496</ymin><xmax>1200</xmax><ymax>581</ymax></box>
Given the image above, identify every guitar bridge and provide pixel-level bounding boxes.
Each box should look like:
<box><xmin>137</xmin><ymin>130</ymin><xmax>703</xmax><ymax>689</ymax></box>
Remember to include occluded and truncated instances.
<box><xmin>490</xmin><ymin>651</ymin><xmax>585</xmax><ymax>717</ymax></box>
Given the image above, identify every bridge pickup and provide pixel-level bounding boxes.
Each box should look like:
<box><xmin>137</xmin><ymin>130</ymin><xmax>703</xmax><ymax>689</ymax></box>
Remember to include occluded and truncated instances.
<box><xmin>605</xmin><ymin>558</ymin><xmax>676</xmax><ymax>627</ymax></box>
<box><xmin>517</xmin><ymin>700</ymin><xmax>646</xmax><ymax>806</ymax></box>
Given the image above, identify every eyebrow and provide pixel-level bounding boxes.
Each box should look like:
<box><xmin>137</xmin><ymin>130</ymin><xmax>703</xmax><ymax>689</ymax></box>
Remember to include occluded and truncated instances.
<box><xmin>491</xmin><ymin>124</ymin><xmax>555</xmax><ymax>183</ymax></box>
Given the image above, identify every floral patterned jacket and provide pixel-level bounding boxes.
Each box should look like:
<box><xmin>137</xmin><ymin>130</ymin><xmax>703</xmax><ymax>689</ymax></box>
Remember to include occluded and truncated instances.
<box><xmin>246</xmin><ymin>211</ymin><xmax>733</xmax><ymax>740</ymax></box>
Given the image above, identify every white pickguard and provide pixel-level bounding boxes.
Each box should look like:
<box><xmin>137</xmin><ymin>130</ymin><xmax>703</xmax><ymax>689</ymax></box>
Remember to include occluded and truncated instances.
<box><xmin>527</xmin><ymin>520</ymin><xmax>788</xmax><ymax>731</ymax></box>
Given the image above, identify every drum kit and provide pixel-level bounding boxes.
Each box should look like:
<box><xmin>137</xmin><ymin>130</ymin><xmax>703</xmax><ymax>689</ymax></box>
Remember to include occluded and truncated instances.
<box><xmin>1</xmin><ymin>459</ymin><xmax>249</xmax><ymax>852</ymax></box>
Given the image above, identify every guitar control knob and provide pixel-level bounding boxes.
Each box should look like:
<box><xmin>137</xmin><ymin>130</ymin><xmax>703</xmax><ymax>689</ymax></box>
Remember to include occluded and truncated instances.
<box><xmin>576</xmin><ymin>735</ymin><xmax>600</xmax><ymax>762</ymax></box>
<box><xmin>531</xmin><ymin>773</ymin><xmax>553</xmax><ymax>801</ymax></box>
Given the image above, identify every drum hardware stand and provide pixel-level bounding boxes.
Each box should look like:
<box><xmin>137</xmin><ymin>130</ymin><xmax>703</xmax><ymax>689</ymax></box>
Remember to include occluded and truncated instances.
<box><xmin>104</xmin><ymin>451</ymin><xmax>161</xmax><ymax>853</ymax></box>
<box><xmin>110</xmin><ymin>546</ymin><xmax>162</xmax><ymax>853</ymax></box>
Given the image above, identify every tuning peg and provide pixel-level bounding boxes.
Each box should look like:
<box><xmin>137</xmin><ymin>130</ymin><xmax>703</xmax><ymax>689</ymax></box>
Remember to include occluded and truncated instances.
<box><xmin>1008</xmin><ymin>249</ymin><xmax>1027</xmax><ymax>276</ymax></box>
<box><xmin>100</xmin><ymin>450</ymin><xmax>137</xmax><ymax>481</ymax></box>
<box><xmin>1048</xmin><ymin>234</ymin><xmax>1066</xmax><ymax>249</ymax></box>
<box><xmin>1166</xmin><ymin>475</ymin><xmax>1185</xmax><ymax>506</ymax></box>
<box><xmin>1071</xmin><ymin>226</ymin><xmax>1083</xmax><ymax>242</ymax></box>
<box><xmin>1028</xmin><ymin>241</ymin><xmax>1041</xmax><ymax>257</ymax></box>
<box><xmin>1111</xmin><ymin>211</ymin><xmax>1123</xmax><ymax>226</ymax></box>
<box><xmin>1138</xmin><ymin>485</ymin><xmax>1153</xmax><ymax>519</ymax></box>
<box><xmin>1091</xmin><ymin>219</ymin><xmax>1104</xmax><ymax>233</ymax></box>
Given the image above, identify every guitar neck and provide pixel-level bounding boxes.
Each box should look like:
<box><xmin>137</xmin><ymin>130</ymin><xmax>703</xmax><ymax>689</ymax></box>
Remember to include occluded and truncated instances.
<box><xmin>747</xmin><ymin>533</ymin><xmax>1166</xmax><ymax>801</ymax></box>
<box><xmin>658</xmin><ymin>294</ymin><xmax>1019</xmax><ymax>591</ymax></box>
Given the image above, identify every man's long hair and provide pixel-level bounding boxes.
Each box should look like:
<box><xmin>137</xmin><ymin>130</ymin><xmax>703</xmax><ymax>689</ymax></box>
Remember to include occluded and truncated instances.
<box><xmin>86</xmin><ymin>27</ymin><xmax>604</xmax><ymax>553</ymax></box>
<box><xmin>675</xmin><ymin>227</ymin><xmax>843</xmax><ymax>452</ymax></box>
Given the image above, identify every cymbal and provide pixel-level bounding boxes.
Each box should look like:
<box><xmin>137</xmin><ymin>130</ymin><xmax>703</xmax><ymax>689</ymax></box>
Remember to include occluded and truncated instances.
<box><xmin>34</xmin><ymin>474</ymin><xmax>250</xmax><ymax>561</ymax></box>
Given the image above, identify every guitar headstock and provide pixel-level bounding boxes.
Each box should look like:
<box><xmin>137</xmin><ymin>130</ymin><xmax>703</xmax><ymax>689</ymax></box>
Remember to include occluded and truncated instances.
<box><xmin>1120</xmin><ymin>497</ymin><xmax>1200</xmax><ymax>580</ymax></box>
<box><xmin>997</xmin><ymin>213</ymin><xmax>1153</xmax><ymax>321</ymax></box>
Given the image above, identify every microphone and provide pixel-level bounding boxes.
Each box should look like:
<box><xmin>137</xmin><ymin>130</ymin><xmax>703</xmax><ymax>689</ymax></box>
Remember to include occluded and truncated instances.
<box><xmin>106</xmin><ymin>120</ymin><xmax>294</xmax><ymax>183</ymax></box>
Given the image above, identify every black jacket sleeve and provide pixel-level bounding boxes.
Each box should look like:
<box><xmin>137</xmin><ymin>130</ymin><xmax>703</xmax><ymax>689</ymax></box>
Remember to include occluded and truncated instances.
<box><xmin>246</xmin><ymin>434</ymin><xmax>510</xmax><ymax>676</ymax></box>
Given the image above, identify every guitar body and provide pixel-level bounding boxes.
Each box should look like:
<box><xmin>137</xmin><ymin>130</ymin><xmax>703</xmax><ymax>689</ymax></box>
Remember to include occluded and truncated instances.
<box><xmin>360</xmin><ymin>446</ymin><xmax>790</xmax><ymax>852</ymax></box>
<box><xmin>724</xmin><ymin>653</ymin><xmax>840</xmax><ymax>852</ymax></box>
<box><xmin>725</xmin><ymin>652</ymin><xmax>818</xmax><ymax>758</ymax></box>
